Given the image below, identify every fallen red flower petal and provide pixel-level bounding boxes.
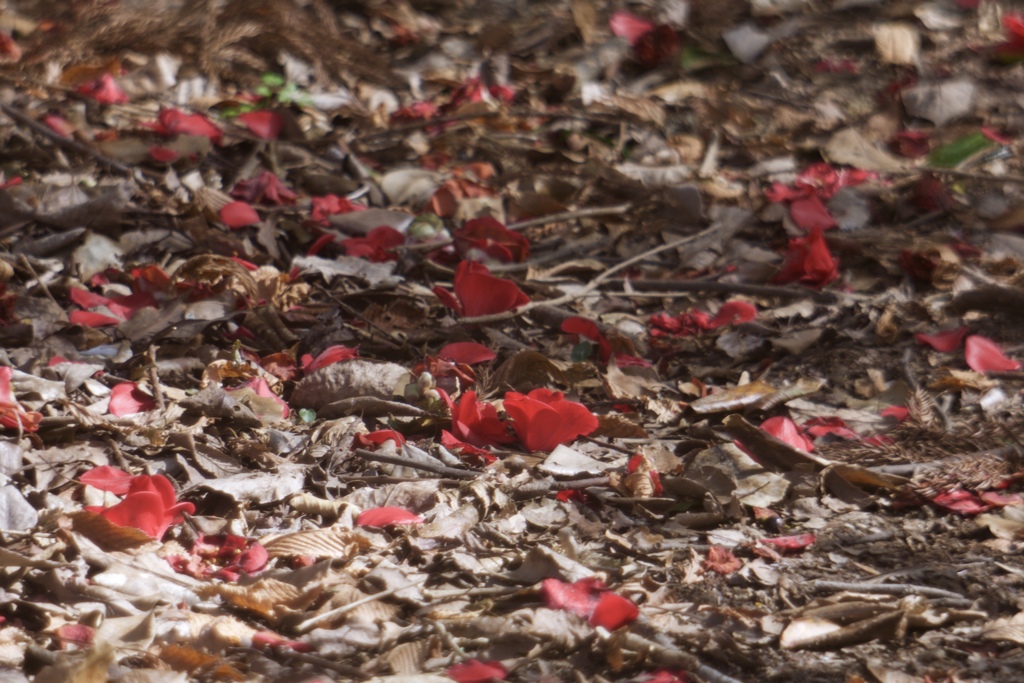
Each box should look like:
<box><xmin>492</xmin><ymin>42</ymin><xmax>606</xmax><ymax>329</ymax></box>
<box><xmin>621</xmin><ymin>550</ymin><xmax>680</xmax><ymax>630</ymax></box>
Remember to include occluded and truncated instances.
<box><xmin>0</xmin><ymin>367</ymin><xmax>41</xmax><ymax>432</ymax></box>
<box><xmin>772</xmin><ymin>227</ymin><xmax>839</xmax><ymax>288</ymax></box>
<box><xmin>438</xmin><ymin>342</ymin><xmax>496</xmax><ymax>365</ymax></box>
<box><xmin>238</xmin><ymin>110</ymin><xmax>285</xmax><ymax>140</ymax></box>
<box><xmin>453</xmin><ymin>216</ymin><xmax>529</xmax><ymax>263</ymax></box>
<box><xmin>356</xmin><ymin>506</ymin><xmax>424</xmax><ymax>527</ymax></box>
<box><xmin>704</xmin><ymin>545</ymin><xmax>742</xmax><ymax>575</ymax></box>
<box><xmin>80</xmin><ymin>465</ymin><xmax>133</xmax><ymax>495</ymax></box>
<box><xmin>915</xmin><ymin>326</ymin><xmax>969</xmax><ymax>352</ymax></box>
<box><xmin>69</xmin><ymin>310</ymin><xmax>123</xmax><ymax>327</ymax></box>
<box><xmin>759</xmin><ymin>534</ymin><xmax>816</xmax><ymax>552</ymax></box>
<box><xmin>445</xmin><ymin>389</ymin><xmax>513</xmax><ymax>447</ymax></box>
<box><xmin>226</xmin><ymin>377</ymin><xmax>290</xmax><ymax>418</ymax></box>
<box><xmin>231</xmin><ymin>170</ymin><xmax>296</xmax><ymax>205</ymax></box>
<box><xmin>707</xmin><ymin>300</ymin><xmax>757</xmax><ymax>330</ymax></box>
<box><xmin>76</xmin><ymin>74</ymin><xmax>128</xmax><ymax>104</ymax></box>
<box><xmin>435</xmin><ymin>260</ymin><xmax>530</xmax><ymax>317</ymax></box>
<box><xmin>302</xmin><ymin>345</ymin><xmax>359</xmax><ymax>373</ymax></box>
<box><xmin>965</xmin><ymin>335</ymin><xmax>1021</xmax><ymax>373</ymax></box>
<box><xmin>881</xmin><ymin>405</ymin><xmax>910</xmax><ymax>421</ymax></box>
<box><xmin>540</xmin><ymin>577</ymin><xmax>604</xmax><ymax>618</ymax></box>
<box><xmin>220</xmin><ymin>201</ymin><xmax>260</xmax><ymax>228</ymax></box>
<box><xmin>609</xmin><ymin>10</ymin><xmax>655</xmax><ymax>46</ymax></box>
<box><xmin>803</xmin><ymin>417</ymin><xmax>859</xmax><ymax>440</ymax></box>
<box><xmin>355</xmin><ymin>430</ymin><xmax>406</xmax><ymax>448</ymax></box>
<box><xmin>153</xmin><ymin>108</ymin><xmax>223</xmax><ymax>144</ymax></box>
<box><xmin>109</xmin><ymin>382</ymin><xmax>156</xmax><ymax>417</ymax></box>
<box><xmin>588</xmin><ymin>591</ymin><xmax>640</xmax><ymax>630</ymax></box>
<box><xmin>86</xmin><ymin>473</ymin><xmax>195</xmax><ymax>539</ymax></box>
<box><xmin>759</xmin><ymin>416</ymin><xmax>814</xmax><ymax>452</ymax></box>
<box><xmin>504</xmin><ymin>388</ymin><xmax>598</xmax><ymax>453</ymax></box>
<box><xmin>149</xmin><ymin>146</ymin><xmax>180</xmax><ymax>162</ymax></box>
<box><xmin>340</xmin><ymin>225</ymin><xmax>405</xmax><ymax>262</ymax></box>
<box><xmin>446</xmin><ymin>659</ymin><xmax>509</xmax><ymax>683</ymax></box>
<box><xmin>930</xmin><ymin>489</ymin><xmax>990</xmax><ymax>515</ymax></box>
<box><xmin>440</xmin><ymin>430</ymin><xmax>497</xmax><ymax>466</ymax></box>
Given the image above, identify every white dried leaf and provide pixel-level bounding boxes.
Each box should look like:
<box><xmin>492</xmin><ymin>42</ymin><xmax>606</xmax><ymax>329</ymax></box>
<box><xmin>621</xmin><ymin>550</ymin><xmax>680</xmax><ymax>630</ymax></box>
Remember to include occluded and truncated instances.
<box><xmin>874</xmin><ymin>23</ymin><xmax>920</xmax><ymax>65</ymax></box>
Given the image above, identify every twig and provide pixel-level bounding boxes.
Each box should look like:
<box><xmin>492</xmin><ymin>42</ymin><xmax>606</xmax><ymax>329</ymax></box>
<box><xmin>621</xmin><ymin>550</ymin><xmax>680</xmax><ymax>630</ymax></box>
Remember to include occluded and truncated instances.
<box><xmin>294</xmin><ymin>577</ymin><xmax>430</xmax><ymax>634</ymax></box>
<box><xmin>608</xmin><ymin>630</ymin><xmax>745</xmax><ymax>683</ymax></box>
<box><xmin>459</xmin><ymin>224</ymin><xmax>728</xmax><ymax>325</ymax></box>
<box><xmin>18</xmin><ymin>255</ymin><xmax>66</xmax><ymax>321</ymax></box>
<box><xmin>0</xmin><ymin>100</ymin><xmax>136</xmax><ymax>176</ymax></box>
<box><xmin>293</xmin><ymin>575</ymin><xmax>430</xmax><ymax>634</ymax></box>
<box><xmin>352</xmin><ymin>448</ymin><xmax>479</xmax><ymax>479</ymax></box>
<box><xmin>605</xmin><ymin>278</ymin><xmax>838</xmax><ymax>303</ymax></box>
<box><xmin>147</xmin><ymin>345</ymin><xmax>165</xmax><ymax>412</ymax></box>
<box><xmin>506</xmin><ymin>203</ymin><xmax>633</xmax><ymax>231</ymax></box>
<box><xmin>809</xmin><ymin>580</ymin><xmax>966</xmax><ymax>600</ymax></box>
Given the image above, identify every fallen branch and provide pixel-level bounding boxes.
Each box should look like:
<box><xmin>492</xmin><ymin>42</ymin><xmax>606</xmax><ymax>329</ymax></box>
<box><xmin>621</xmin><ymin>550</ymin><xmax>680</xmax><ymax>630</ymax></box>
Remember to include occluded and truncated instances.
<box><xmin>460</xmin><ymin>223</ymin><xmax>730</xmax><ymax>325</ymax></box>
<box><xmin>810</xmin><ymin>580</ymin><xmax>966</xmax><ymax>601</ymax></box>
<box><xmin>353</xmin><ymin>448</ymin><xmax>479</xmax><ymax>480</ymax></box>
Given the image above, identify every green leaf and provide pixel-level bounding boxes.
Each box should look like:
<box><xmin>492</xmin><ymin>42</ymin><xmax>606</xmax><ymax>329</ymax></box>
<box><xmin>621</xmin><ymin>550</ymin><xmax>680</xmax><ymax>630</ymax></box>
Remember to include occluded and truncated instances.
<box><xmin>571</xmin><ymin>341</ymin><xmax>595</xmax><ymax>363</ymax></box>
<box><xmin>261</xmin><ymin>72</ymin><xmax>286</xmax><ymax>88</ymax></box>
<box><xmin>928</xmin><ymin>131</ymin><xmax>995</xmax><ymax>168</ymax></box>
<box><xmin>679</xmin><ymin>45</ymin><xmax>735</xmax><ymax>73</ymax></box>
<box><xmin>298</xmin><ymin>408</ymin><xmax>317</xmax><ymax>423</ymax></box>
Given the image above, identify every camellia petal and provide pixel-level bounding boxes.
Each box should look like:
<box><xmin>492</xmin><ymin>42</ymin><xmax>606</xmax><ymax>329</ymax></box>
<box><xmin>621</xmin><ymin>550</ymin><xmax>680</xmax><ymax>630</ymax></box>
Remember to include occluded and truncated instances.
<box><xmin>561</xmin><ymin>317</ymin><xmax>612</xmax><ymax>362</ymax></box>
<box><xmin>80</xmin><ymin>465</ymin><xmax>133</xmax><ymax>495</ymax></box>
<box><xmin>238</xmin><ymin>110</ymin><xmax>285</xmax><ymax>140</ymax></box>
<box><xmin>446</xmin><ymin>660</ymin><xmax>509</xmax><ymax>683</ymax></box>
<box><xmin>356</xmin><ymin>507</ymin><xmax>424</xmax><ymax>527</ymax></box>
<box><xmin>707</xmin><ymin>300</ymin><xmax>757</xmax><ymax>330</ymax></box>
<box><xmin>220</xmin><ymin>201</ymin><xmax>261</xmax><ymax>228</ymax></box>
<box><xmin>915</xmin><ymin>326</ymin><xmax>969</xmax><ymax>352</ymax></box>
<box><xmin>452</xmin><ymin>261</ymin><xmax>530</xmax><ymax>317</ymax></box>
<box><xmin>609</xmin><ymin>10</ymin><xmax>654</xmax><ymax>45</ymax></box>
<box><xmin>965</xmin><ymin>335</ymin><xmax>1021</xmax><ymax>373</ymax></box>
<box><xmin>155</xmin><ymin>108</ymin><xmax>223</xmax><ymax>144</ymax></box>
<box><xmin>109</xmin><ymin>382</ymin><xmax>156</xmax><ymax>417</ymax></box>
<box><xmin>504</xmin><ymin>388</ymin><xmax>598</xmax><ymax>453</ymax></box>
<box><xmin>588</xmin><ymin>592</ymin><xmax>640</xmax><ymax>630</ymax></box>
<box><xmin>438</xmin><ymin>342</ymin><xmax>497</xmax><ymax>365</ymax></box>
<box><xmin>759</xmin><ymin>416</ymin><xmax>814</xmax><ymax>452</ymax></box>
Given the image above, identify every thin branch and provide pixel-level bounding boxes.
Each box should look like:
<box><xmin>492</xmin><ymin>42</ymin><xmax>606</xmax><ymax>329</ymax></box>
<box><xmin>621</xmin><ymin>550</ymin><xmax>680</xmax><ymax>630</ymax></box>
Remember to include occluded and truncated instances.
<box><xmin>604</xmin><ymin>278</ymin><xmax>838</xmax><ymax>303</ymax></box>
<box><xmin>294</xmin><ymin>575</ymin><xmax>430</xmax><ymax>634</ymax></box>
<box><xmin>352</xmin><ymin>448</ymin><xmax>480</xmax><ymax>480</ymax></box>
<box><xmin>809</xmin><ymin>580</ymin><xmax>966</xmax><ymax>600</ymax></box>
<box><xmin>506</xmin><ymin>203</ymin><xmax>633</xmax><ymax>231</ymax></box>
<box><xmin>0</xmin><ymin>100</ymin><xmax>137</xmax><ymax>176</ymax></box>
<box><xmin>459</xmin><ymin>223</ymin><xmax>729</xmax><ymax>325</ymax></box>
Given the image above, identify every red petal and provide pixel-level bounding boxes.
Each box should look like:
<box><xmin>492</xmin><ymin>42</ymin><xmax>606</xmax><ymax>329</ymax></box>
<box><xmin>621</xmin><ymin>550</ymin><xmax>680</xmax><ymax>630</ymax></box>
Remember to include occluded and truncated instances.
<box><xmin>759</xmin><ymin>534</ymin><xmax>816</xmax><ymax>552</ymax></box>
<box><xmin>69</xmin><ymin>310</ymin><xmax>123</xmax><ymax>327</ymax></box>
<box><xmin>43</xmin><ymin>114</ymin><xmax>74</xmax><ymax>138</ymax></box>
<box><xmin>588</xmin><ymin>592</ymin><xmax>639</xmax><ymax>630</ymax></box>
<box><xmin>609</xmin><ymin>10</ymin><xmax>654</xmax><ymax>46</ymax></box>
<box><xmin>220</xmin><ymin>201</ymin><xmax>260</xmax><ymax>228</ymax></box>
<box><xmin>226</xmin><ymin>377</ymin><xmax>290</xmax><ymax>418</ymax></box>
<box><xmin>707</xmin><ymin>300</ymin><xmax>757</xmax><ymax>329</ymax></box>
<box><xmin>504</xmin><ymin>390</ymin><xmax>598</xmax><ymax>453</ymax></box>
<box><xmin>69</xmin><ymin>287</ymin><xmax>112</xmax><ymax>310</ymax></box>
<box><xmin>80</xmin><ymin>466</ymin><xmax>132</xmax><ymax>495</ymax></box>
<box><xmin>238</xmin><ymin>110</ymin><xmax>285</xmax><ymax>140</ymax></box>
<box><xmin>803</xmin><ymin>417</ymin><xmax>859</xmax><ymax>440</ymax></box>
<box><xmin>453</xmin><ymin>261</ymin><xmax>530</xmax><ymax>317</ymax></box>
<box><xmin>98</xmin><ymin>491</ymin><xmax>173</xmax><ymax>538</ymax></box>
<box><xmin>704</xmin><ymin>545</ymin><xmax>742</xmax><ymax>575</ymax></box>
<box><xmin>452</xmin><ymin>390</ymin><xmax>513</xmax><ymax>447</ymax></box>
<box><xmin>881</xmin><ymin>405</ymin><xmax>909</xmax><ymax>421</ymax></box>
<box><xmin>915</xmin><ymin>326</ymin><xmax>969</xmax><ymax>352</ymax></box>
<box><xmin>789</xmin><ymin>194</ymin><xmax>837</xmax><ymax>231</ymax></box>
<box><xmin>356</xmin><ymin>507</ymin><xmax>424</xmax><ymax>527</ymax></box>
<box><xmin>446</xmin><ymin>659</ymin><xmax>509</xmax><ymax>683</ymax></box>
<box><xmin>109</xmin><ymin>382</ymin><xmax>156</xmax><ymax>416</ymax></box>
<box><xmin>156</xmin><ymin>109</ymin><xmax>223</xmax><ymax>144</ymax></box>
<box><xmin>540</xmin><ymin>577</ymin><xmax>603</xmax><ymax>617</ymax></box>
<box><xmin>235</xmin><ymin>542</ymin><xmax>269</xmax><ymax>573</ymax></box>
<box><xmin>304</xmin><ymin>345</ymin><xmax>359</xmax><ymax>373</ymax></box>
<box><xmin>965</xmin><ymin>335</ymin><xmax>1021</xmax><ymax>373</ymax></box>
<box><xmin>438</xmin><ymin>342</ymin><xmax>496</xmax><ymax>365</ymax></box>
<box><xmin>77</xmin><ymin>74</ymin><xmax>128</xmax><ymax>104</ymax></box>
<box><xmin>561</xmin><ymin>316</ymin><xmax>612</xmax><ymax>362</ymax></box>
<box><xmin>355</xmin><ymin>430</ymin><xmax>406</xmax><ymax>448</ymax></box>
<box><xmin>149</xmin><ymin>146</ymin><xmax>180</xmax><ymax>162</ymax></box>
<box><xmin>930</xmin><ymin>489</ymin><xmax>990</xmax><ymax>515</ymax></box>
<box><xmin>759</xmin><ymin>416</ymin><xmax>814</xmax><ymax>452</ymax></box>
